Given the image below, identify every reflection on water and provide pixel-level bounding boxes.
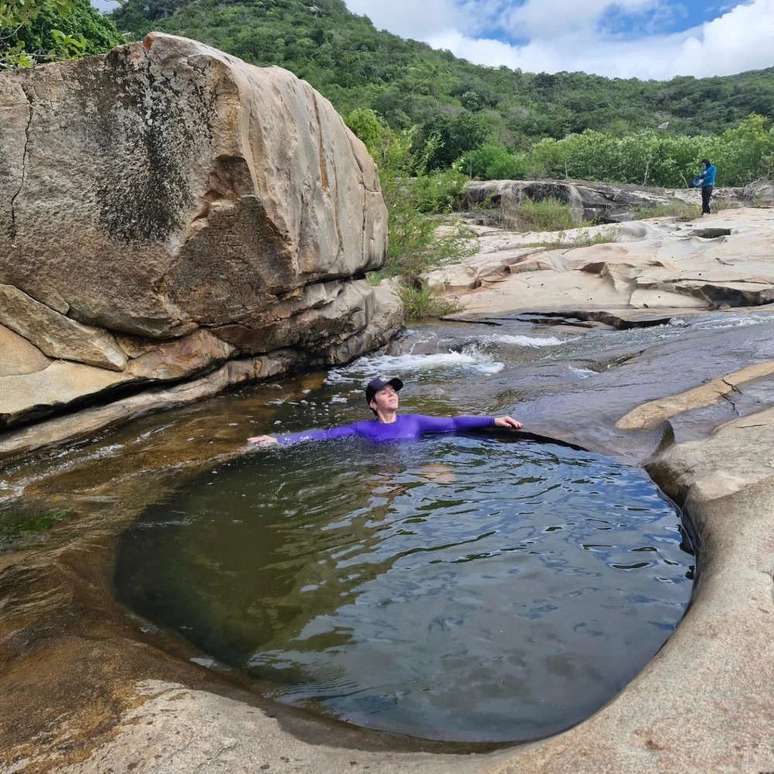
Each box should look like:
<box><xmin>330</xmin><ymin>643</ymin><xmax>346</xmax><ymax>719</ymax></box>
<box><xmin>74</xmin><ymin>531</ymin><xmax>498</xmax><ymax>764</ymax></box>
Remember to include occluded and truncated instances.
<box><xmin>115</xmin><ymin>435</ymin><xmax>692</xmax><ymax>742</ymax></box>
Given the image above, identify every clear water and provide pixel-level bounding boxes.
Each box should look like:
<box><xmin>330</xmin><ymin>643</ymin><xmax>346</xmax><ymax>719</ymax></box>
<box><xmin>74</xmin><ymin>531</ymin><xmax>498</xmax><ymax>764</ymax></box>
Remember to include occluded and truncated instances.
<box><xmin>114</xmin><ymin>432</ymin><xmax>693</xmax><ymax>743</ymax></box>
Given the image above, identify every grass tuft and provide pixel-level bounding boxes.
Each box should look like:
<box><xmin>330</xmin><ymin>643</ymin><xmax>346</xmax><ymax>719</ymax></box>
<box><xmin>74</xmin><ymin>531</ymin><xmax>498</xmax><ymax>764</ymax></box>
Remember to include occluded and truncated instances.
<box><xmin>525</xmin><ymin>228</ymin><xmax>619</xmax><ymax>250</ymax></box>
<box><xmin>399</xmin><ymin>284</ymin><xmax>462</xmax><ymax>321</ymax></box>
<box><xmin>631</xmin><ymin>201</ymin><xmax>700</xmax><ymax>221</ymax></box>
<box><xmin>514</xmin><ymin>197</ymin><xmax>576</xmax><ymax>232</ymax></box>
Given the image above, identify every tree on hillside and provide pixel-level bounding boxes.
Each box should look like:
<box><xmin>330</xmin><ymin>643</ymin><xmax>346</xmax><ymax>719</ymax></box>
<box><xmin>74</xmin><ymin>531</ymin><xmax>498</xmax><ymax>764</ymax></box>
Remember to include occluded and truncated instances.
<box><xmin>413</xmin><ymin>111</ymin><xmax>490</xmax><ymax>170</ymax></box>
<box><xmin>0</xmin><ymin>0</ymin><xmax>122</xmax><ymax>68</ymax></box>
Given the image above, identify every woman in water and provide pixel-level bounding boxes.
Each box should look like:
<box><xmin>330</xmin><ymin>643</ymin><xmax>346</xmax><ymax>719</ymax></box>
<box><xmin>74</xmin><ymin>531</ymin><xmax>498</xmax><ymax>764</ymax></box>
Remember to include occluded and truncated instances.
<box><xmin>248</xmin><ymin>376</ymin><xmax>523</xmax><ymax>446</ymax></box>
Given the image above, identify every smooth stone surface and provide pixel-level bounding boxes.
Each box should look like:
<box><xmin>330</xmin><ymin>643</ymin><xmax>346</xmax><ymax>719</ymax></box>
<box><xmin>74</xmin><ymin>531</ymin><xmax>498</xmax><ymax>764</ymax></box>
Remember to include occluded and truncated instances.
<box><xmin>648</xmin><ymin>406</ymin><xmax>774</xmax><ymax>502</ymax></box>
<box><xmin>617</xmin><ymin>360</ymin><xmax>774</xmax><ymax>429</ymax></box>
<box><xmin>62</xmin><ymin>681</ymin><xmax>485</xmax><ymax>774</ymax></box>
<box><xmin>0</xmin><ymin>284</ymin><xmax>126</xmax><ymax>371</ymax></box>
<box><xmin>429</xmin><ymin>208</ymin><xmax>774</xmax><ymax>316</ymax></box>
<box><xmin>0</xmin><ymin>361</ymin><xmax>130</xmax><ymax>428</ymax></box>
<box><xmin>0</xmin><ymin>324</ymin><xmax>50</xmax><ymax>377</ymax></box>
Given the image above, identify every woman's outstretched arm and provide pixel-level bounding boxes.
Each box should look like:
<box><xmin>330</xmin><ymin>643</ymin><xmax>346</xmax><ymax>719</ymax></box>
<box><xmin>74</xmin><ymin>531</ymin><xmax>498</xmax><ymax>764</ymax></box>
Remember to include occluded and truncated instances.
<box><xmin>248</xmin><ymin>424</ymin><xmax>358</xmax><ymax>447</ymax></box>
<box><xmin>414</xmin><ymin>415</ymin><xmax>522</xmax><ymax>434</ymax></box>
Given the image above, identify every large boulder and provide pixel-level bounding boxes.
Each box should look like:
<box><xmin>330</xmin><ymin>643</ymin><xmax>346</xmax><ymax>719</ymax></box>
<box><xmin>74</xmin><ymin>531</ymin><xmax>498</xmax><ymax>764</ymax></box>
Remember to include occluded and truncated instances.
<box><xmin>0</xmin><ymin>33</ymin><xmax>400</xmax><ymax>442</ymax></box>
<box><xmin>0</xmin><ymin>32</ymin><xmax>387</xmax><ymax>337</ymax></box>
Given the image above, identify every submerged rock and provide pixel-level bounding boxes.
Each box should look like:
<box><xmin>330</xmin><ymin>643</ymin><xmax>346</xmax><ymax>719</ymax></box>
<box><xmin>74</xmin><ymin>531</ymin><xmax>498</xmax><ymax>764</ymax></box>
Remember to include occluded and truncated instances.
<box><xmin>0</xmin><ymin>33</ymin><xmax>400</xmax><ymax>447</ymax></box>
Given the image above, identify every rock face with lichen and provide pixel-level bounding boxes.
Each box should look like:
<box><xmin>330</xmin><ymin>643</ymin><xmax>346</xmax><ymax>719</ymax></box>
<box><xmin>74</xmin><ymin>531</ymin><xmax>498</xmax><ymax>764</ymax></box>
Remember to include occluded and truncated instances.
<box><xmin>0</xmin><ymin>33</ymin><xmax>400</xmax><ymax>437</ymax></box>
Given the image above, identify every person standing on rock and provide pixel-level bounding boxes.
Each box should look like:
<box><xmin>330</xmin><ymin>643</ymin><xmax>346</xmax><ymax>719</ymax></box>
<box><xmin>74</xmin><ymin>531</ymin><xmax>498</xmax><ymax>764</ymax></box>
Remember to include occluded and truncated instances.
<box><xmin>248</xmin><ymin>377</ymin><xmax>522</xmax><ymax>446</ymax></box>
<box><xmin>697</xmin><ymin>159</ymin><xmax>717</xmax><ymax>215</ymax></box>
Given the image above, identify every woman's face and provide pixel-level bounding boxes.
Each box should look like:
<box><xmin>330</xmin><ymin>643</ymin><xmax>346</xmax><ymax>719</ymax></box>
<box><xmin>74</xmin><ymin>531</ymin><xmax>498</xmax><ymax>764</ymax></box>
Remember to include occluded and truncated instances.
<box><xmin>370</xmin><ymin>385</ymin><xmax>400</xmax><ymax>414</ymax></box>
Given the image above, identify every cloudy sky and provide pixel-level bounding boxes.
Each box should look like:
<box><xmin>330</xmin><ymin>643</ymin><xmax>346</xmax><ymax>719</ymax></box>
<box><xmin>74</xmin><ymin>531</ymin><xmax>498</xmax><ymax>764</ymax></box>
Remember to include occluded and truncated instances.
<box><xmin>93</xmin><ymin>0</ymin><xmax>774</xmax><ymax>79</ymax></box>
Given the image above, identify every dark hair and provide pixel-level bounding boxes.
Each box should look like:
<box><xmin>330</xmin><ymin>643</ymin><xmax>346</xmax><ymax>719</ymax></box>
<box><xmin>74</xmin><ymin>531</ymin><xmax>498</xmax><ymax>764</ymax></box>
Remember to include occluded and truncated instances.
<box><xmin>701</xmin><ymin>159</ymin><xmax>711</xmax><ymax>166</ymax></box>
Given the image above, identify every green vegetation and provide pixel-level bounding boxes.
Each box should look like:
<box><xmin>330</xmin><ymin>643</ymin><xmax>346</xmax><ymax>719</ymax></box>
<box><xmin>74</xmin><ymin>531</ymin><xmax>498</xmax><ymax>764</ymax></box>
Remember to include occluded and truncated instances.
<box><xmin>566</xmin><ymin>229</ymin><xmax>619</xmax><ymax>247</ymax></box>
<box><xmin>4</xmin><ymin>0</ymin><xmax>773</xmax><ymax>186</ymax></box>
<box><xmin>347</xmin><ymin>108</ymin><xmax>473</xmax><ymax>317</ymax></box>
<box><xmin>111</xmin><ymin>0</ymin><xmax>774</xmax><ymax>144</ymax></box>
<box><xmin>631</xmin><ymin>201</ymin><xmax>701</xmax><ymax>221</ymax></box>
<box><xmin>0</xmin><ymin>0</ymin><xmax>122</xmax><ymax>68</ymax></box>
<box><xmin>6</xmin><ymin>0</ymin><xmax>772</xmax><ymax>187</ymax></box>
<box><xmin>0</xmin><ymin>507</ymin><xmax>71</xmax><ymax>549</ymax></box>
<box><xmin>398</xmin><ymin>285</ymin><xmax>462</xmax><ymax>322</ymax></box>
<box><xmin>513</xmin><ymin>198</ymin><xmax>576</xmax><ymax>232</ymax></box>
<box><xmin>458</xmin><ymin>143</ymin><xmax>529</xmax><ymax>180</ymax></box>
<box><xmin>464</xmin><ymin>114</ymin><xmax>774</xmax><ymax>187</ymax></box>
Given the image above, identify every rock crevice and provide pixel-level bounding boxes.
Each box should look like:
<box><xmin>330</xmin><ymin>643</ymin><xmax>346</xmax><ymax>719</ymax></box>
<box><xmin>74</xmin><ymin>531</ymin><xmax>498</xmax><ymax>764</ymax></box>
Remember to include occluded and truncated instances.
<box><xmin>7</xmin><ymin>81</ymin><xmax>32</xmax><ymax>241</ymax></box>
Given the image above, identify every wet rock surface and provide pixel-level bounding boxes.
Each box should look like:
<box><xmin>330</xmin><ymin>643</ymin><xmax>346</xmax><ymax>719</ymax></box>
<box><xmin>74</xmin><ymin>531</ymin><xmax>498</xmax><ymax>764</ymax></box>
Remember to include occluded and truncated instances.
<box><xmin>0</xmin><ymin>33</ymin><xmax>399</xmax><ymax>442</ymax></box>
<box><xmin>1</xmin><ymin>310</ymin><xmax>773</xmax><ymax>772</ymax></box>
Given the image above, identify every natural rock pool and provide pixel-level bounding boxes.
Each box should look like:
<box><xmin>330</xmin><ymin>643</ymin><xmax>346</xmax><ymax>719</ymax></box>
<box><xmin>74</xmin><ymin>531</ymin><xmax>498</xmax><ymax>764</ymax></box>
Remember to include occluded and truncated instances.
<box><xmin>7</xmin><ymin>311</ymin><xmax>774</xmax><ymax>756</ymax></box>
<box><xmin>115</xmin><ymin>430</ymin><xmax>693</xmax><ymax>742</ymax></box>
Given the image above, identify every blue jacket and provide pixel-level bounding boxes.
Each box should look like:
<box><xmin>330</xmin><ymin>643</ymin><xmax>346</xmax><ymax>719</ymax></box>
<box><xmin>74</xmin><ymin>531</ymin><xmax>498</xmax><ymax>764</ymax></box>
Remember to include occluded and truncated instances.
<box><xmin>700</xmin><ymin>164</ymin><xmax>717</xmax><ymax>187</ymax></box>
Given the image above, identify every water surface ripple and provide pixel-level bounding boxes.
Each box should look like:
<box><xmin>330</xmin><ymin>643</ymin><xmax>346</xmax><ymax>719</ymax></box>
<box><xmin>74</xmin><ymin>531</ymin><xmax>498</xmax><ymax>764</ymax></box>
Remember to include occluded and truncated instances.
<box><xmin>115</xmin><ymin>434</ymin><xmax>692</xmax><ymax>742</ymax></box>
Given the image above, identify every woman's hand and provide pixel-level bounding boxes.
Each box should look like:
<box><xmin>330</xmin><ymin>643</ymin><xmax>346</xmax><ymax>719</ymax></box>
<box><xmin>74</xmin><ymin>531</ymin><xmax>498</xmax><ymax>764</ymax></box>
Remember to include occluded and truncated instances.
<box><xmin>494</xmin><ymin>416</ymin><xmax>523</xmax><ymax>430</ymax></box>
<box><xmin>247</xmin><ymin>435</ymin><xmax>279</xmax><ymax>446</ymax></box>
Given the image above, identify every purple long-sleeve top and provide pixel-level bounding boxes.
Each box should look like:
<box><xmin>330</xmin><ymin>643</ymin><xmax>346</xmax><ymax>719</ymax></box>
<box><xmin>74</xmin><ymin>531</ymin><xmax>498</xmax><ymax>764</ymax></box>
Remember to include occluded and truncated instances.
<box><xmin>277</xmin><ymin>414</ymin><xmax>496</xmax><ymax>446</ymax></box>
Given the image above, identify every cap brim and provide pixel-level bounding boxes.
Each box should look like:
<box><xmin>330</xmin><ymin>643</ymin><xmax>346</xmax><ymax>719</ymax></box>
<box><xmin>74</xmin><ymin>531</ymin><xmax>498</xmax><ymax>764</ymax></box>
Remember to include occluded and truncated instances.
<box><xmin>387</xmin><ymin>377</ymin><xmax>404</xmax><ymax>392</ymax></box>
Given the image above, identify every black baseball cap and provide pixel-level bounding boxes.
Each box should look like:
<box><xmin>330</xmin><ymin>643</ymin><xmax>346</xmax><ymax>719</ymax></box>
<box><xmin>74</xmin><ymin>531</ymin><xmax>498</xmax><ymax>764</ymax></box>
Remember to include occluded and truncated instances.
<box><xmin>365</xmin><ymin>377</ymin><xmax>403</xmax><ymax>404</ymax></box>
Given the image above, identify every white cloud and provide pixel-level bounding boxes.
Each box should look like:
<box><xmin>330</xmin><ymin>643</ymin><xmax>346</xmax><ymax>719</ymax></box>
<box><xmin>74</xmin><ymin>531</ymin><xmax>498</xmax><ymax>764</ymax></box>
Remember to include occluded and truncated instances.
<box><xmin>345</xmin><ymin>0</ymin><xmax>467</xmax><ymax>39</ymax></box>
<box><xmin>504</xmin><ymin>0</ymin><xmax>662</xmax><ymax>37</ymax></box>
<box><xmin>346</xmin><ymin>0</ymin><xmax>774</xmax><ymax>78</ymax></box>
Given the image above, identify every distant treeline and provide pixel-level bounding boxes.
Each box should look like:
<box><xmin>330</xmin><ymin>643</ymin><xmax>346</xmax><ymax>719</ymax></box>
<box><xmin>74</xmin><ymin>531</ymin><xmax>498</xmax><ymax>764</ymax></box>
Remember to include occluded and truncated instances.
<box><xmin>456</xmin><ymin>114</ymin><xmax>774</xmax><ymax>187</ymax></box>
<box><xmin>0</xmin><ymin>0</ymin><xmax>121</xmax><ymax>68</ymax></box>
<box><xmin>5</xmin><ymin>0</ymin><xmax>772</xmax><ymax>188</ymax></box>
<box><xmin>110</xmin><ymin>0</ymin><xmax>774</xmax><ymax>153</ymax></box>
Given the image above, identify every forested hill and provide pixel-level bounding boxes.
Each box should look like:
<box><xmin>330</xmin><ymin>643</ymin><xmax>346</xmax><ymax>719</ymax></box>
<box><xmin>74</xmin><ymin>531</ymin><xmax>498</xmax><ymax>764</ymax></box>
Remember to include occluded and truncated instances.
<box><xmin>113</xmin><ymin>0</ymin><xmax>773</xmax><ymax>148</ymax></box>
